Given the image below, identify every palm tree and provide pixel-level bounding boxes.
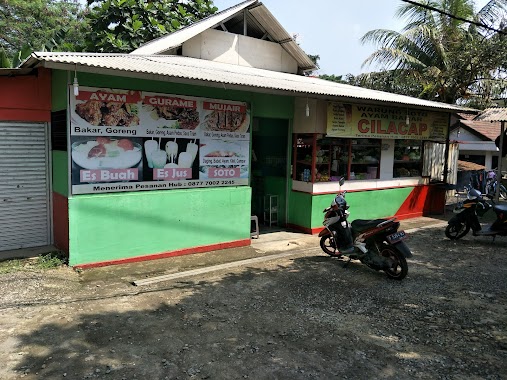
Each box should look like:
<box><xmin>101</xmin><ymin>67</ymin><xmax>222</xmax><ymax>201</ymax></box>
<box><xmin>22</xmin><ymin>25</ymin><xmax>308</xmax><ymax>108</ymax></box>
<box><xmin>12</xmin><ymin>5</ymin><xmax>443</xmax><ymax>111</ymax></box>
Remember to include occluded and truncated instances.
<box><xmin>360</xmin><ymin>0</ymin><xmax>507</xmax><ymax>106</ymax></box>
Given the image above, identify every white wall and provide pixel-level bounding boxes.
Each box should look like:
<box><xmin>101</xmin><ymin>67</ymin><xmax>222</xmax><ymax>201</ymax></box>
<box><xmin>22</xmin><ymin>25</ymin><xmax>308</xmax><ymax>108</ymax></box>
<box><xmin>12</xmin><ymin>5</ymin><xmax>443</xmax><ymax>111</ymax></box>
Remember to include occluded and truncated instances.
<box><xmin>293</xmin><ymin>98</ymin><xmax>326</xmax><ymax>134</ymax></box>
<box><xmin>182</xmin><ymin>29</ymin><xmax>298</xmax><ymax>74</ymax></box>
<box><xmin>379</xmin><ymin>139</ymin><xmax>394</xmax><ymax>180</ymax></box>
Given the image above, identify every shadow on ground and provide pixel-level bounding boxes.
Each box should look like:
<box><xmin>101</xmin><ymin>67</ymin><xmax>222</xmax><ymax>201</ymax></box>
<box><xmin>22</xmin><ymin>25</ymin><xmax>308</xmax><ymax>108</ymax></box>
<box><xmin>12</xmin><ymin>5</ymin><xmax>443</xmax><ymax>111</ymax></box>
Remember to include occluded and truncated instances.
<box><xmin>8</xmin><ymin>227</ymin><xmax>507</xmax><ymax>379</ymax></box>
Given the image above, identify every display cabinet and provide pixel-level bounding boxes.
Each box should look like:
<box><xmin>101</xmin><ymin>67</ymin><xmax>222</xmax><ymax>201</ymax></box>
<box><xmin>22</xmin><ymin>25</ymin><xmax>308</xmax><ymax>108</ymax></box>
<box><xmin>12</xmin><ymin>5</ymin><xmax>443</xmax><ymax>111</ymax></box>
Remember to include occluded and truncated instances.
<box><xmin>293</xmin><ymin>133</ymin><xmax>381</xmax><ymax>183</ymax></box>
<box><xmin>293</xmin><ymin>133</ymin><xmax>317</xmax><ymax>182</ymax></box>
<box><xmin>349</xmin><ymin>139</ymin><xmax>381</xmax><ymax>180</ymax></box>
<box><xmin>393</xmin><ymin>140</ymin><xmax>423</xmax><ymax>177</ymax></box>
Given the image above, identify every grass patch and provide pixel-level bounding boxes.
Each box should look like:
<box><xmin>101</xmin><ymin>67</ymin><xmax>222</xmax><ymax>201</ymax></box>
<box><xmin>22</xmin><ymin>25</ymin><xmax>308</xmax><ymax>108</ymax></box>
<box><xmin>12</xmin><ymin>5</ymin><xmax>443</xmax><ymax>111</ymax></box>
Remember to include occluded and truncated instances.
<box><xmin>0</xmin><ymin>251</ymin><xmax>68</xmax><ymax>274</ymax></box>
<box><xmin>0</xmin><ymin>259</ymin><xmax>24</xmax><ymax>274</ymax></box>
<box><xmin>34</xmin><ymin>251</ymin><xmax>68</xmax><ymax>269</ymax></box>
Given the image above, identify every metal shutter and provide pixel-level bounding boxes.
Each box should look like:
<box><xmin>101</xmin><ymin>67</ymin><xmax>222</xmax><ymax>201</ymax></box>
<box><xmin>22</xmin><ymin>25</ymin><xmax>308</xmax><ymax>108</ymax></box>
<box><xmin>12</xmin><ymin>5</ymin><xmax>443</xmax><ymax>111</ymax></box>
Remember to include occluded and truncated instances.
<box><xmin>0</xmin><ymin>122</ymin><xmax>51</xmax><ymax>251</ymax></box>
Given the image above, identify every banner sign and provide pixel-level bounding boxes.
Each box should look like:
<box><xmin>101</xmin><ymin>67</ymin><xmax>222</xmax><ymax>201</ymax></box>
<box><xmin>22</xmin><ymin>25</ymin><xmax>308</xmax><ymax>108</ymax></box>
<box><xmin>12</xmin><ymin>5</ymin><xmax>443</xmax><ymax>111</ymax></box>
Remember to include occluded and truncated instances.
<box><xmin>70</xmin><ymin>87</ymin><xmax>250</xmax><ymax>194</ymax></box>
<box><xmin>327</xmin><ymin>103</ymin><xmax>448</xmax><ymax>141</ymax></box>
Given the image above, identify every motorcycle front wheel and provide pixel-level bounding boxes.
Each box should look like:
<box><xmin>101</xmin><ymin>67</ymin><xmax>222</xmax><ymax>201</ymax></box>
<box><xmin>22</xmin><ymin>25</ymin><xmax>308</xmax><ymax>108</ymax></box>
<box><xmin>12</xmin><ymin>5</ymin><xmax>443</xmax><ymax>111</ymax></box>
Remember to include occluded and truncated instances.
<box><xmin>319</xmin><ymin>235</ymin><xmax>340</xmax><ymax>257</ymax></box>
<box><xmin>445</xmin><ymin>223</ymin><xmax>470</xmax><ymax>240</ymax></box>
<box><xmin>380</xmin><ymin>244</ymin><xmax>408</xmax><ymax>280</ymax></box>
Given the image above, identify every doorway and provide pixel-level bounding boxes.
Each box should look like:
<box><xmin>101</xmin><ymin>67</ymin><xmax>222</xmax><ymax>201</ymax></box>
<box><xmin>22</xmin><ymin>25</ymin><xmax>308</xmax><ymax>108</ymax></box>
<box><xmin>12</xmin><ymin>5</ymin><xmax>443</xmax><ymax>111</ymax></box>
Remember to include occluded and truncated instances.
<box><xmin>251</xmin><ymin>118</ymin><xmax>289</xmax><ymax>231</ymax></box>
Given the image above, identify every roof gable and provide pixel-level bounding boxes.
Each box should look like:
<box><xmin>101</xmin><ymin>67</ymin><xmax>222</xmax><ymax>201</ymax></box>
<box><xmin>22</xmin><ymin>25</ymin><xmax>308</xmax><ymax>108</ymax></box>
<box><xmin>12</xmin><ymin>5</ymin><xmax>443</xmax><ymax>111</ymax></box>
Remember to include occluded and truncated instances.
<box><xmin>455</xmin><ymin>119</ymin><xmax>502</xmax><ymax>141</ymax></box>
<box><xmin>130</xmin><ymin>0</ymin><xmax>316</xmax><ymax>72</ymax></box>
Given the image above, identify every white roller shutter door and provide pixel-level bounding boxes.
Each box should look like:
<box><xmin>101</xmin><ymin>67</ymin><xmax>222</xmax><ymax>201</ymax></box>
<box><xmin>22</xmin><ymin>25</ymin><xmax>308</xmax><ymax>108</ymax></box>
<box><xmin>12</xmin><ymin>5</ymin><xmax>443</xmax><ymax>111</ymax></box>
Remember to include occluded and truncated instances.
<box><xmin>0</xmin><ymin>122</ymin><xmax>51</xmax><ymax>251</ymax></box>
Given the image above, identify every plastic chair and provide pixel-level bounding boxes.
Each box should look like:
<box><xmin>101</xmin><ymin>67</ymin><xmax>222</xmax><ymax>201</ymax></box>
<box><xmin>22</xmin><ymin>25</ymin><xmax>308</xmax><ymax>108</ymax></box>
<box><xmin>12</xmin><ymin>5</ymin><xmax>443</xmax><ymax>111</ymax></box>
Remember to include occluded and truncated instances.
<box><xmin>250</xmin><ymin>215</ymin><xmax>259</xmax><ymax>239</ymax></box>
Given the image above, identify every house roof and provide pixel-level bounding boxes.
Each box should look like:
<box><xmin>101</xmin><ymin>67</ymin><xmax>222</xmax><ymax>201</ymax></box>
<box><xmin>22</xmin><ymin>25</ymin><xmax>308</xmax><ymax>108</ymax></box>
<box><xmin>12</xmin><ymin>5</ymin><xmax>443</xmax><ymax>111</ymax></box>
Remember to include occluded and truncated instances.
<box><xmin>474</xmin><ymin>107</ymin><xmax>507</xmax><ymax>122</ymax></box>
<box><xmin>22</xmin><ymin>52</ymin><xmax>472</xmax><ymax>113</ymax></box>
<box><xmin>458</xmin><ymin>160</ymin><xmax>486</xmax><ymax>171</ymax></box>
<box><xmin>130</xmin><ymin>0</ymin><xmax>316</xmax><ymax>72</ymax></box>
<box><xmin>459</xmin><ymin>119</ymin><xmax>501</xmax><ymax>141</ymax></box>
<box><xmin>456</xmin><ymin>112</ymin><xmax>477</xmax><ymax>120</ymax></box>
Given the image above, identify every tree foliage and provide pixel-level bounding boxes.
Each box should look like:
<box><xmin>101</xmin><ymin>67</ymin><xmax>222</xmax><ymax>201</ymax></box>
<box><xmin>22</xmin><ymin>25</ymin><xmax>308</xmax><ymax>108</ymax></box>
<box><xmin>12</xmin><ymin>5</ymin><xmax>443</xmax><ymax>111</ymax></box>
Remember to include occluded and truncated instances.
<box><xmin>0</xmin><ymin>0</ymin><xmax>86</xmax><ymax>66</ymax></box>
<box><xmin>84</xmin><ymin>0</ymin><xmax>218</xmax><ymax>53</ymax></box>
<box><xmin>346</xmin><ymin>70</ymin><xmax>425</xmax><ymax>97</ymax></box>
<box><xmin>358</xmin><ymin>0</ymin><xmax>507</xmax><ymax>107</ymax></box>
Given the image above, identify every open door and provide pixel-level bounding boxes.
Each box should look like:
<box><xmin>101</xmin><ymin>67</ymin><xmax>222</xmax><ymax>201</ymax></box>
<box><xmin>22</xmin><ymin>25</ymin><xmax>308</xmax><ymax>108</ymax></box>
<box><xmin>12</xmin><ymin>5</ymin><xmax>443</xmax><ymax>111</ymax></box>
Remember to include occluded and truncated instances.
<box><xmin>251</xmin><ymin>118</ymin><xmax>289</xmax><ymax>230</ymax></box>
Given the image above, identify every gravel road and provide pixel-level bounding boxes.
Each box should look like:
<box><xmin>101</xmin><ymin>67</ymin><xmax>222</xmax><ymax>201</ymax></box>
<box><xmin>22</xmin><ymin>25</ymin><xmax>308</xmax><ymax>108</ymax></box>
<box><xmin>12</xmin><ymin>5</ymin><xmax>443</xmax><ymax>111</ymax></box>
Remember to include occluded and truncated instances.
<box><xmin>0</xmin><ymin>223</ymin><xmax>506</xmax><ymax>379</ymax></box>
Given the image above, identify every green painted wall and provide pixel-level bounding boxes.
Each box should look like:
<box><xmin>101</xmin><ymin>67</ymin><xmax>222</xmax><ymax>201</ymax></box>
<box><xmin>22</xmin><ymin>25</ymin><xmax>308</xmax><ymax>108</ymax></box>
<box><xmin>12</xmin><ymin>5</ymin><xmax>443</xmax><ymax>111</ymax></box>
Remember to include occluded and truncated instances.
<box><xmin>55</xmin><ymin>71</ymin><xmax>293</xmax><ymax>119</ymax></box>
<box><xmin>309</xmin><ymin>187</ymin><xmax>415</xmax><ymax>230</ymax></box>
<box><xmin>52</xmin><ymin>151</ymin><xmax>68</xmax><ymax>196</ymax></box>
<box><xmin>51</xmin><ymin>70</ymin><xmax>294</xmax><ymax>265</ymax></box>
<box><xmin>51</xmin><ymin>70</ymin><xmax>68</xmax><ymax>111</ymax></box>
<box><xmin>287</xmin><ymin>189</ymin><xmax>313</xmax><ymax>228</ymax></box>
<box><xmin>51</xmin><ymin>70</ymin><xmax>70</xmax><ymax>197</ymax></box>
<box><xmin>68</xmin><ymin>187</ymin><xmax>251</xmax><ymax>266</ymax></box>
<box><xmin>51</xmin><ymin>70</ymin><xmax>294</xmax><ymax>163</ymax></box>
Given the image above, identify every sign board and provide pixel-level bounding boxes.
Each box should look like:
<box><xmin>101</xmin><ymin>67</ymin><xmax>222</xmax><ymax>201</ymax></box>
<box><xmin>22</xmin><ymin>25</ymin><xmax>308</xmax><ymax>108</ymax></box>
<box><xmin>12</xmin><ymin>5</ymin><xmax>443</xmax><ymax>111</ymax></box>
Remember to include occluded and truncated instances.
<box><xmin>69</xmin><ymin>87</ymin><xmax>250</xmax><ymax>194</ymax></box>
<box><xmin>327</xmin><ymin>103</ymin><xmax>448</xmax><ymax>141</ymax></box>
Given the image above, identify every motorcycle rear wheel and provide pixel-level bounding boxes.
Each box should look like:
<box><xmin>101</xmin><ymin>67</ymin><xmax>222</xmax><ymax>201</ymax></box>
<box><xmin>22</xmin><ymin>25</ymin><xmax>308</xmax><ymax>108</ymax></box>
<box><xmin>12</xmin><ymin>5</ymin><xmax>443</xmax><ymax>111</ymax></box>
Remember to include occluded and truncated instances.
<box><xmin>319</xmin><ymin>235</ymin><xmax>341</xmax><ymax>257</ymax></box>
<box><xmin>380</xmin><ymin>245</ymin><xmax>408</xmax><ymax>280</ymax></box>
<box><xmin>445</xmin><ymin>223</ymin><xmax>470</xmax><ymax>240</ymax></box>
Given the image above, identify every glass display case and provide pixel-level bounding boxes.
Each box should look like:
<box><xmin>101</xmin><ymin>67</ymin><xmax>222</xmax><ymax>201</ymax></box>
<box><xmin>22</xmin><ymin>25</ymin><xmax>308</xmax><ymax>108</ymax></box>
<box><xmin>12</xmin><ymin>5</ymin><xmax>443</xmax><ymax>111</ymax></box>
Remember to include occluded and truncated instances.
<box><xmin>293</xmin><ymin>134</ymin><xmax>381</xmax><ymax>182</ymax></box>
<box><xmin>393</xmin><ymin>140</ymin><xmax>423</xmax><ymax>177</ymax></box>
<box><xmin>294</xmin><ymin>133</ymin><xmax>316</xmax><ymax>182</ymax></box>
<box><xmin>349</xmin><ymin>139</ymin><xmax>381</xmax><ymax>180</ymax></box>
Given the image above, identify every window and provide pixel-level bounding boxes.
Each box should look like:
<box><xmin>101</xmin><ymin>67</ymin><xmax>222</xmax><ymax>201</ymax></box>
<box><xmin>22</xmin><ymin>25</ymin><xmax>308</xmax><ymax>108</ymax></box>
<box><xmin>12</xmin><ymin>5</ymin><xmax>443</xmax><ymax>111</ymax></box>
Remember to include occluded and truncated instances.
<box><xmin>293</xmin><ymin>134</ymin><xmax>381</xmax><ymax>182</ymax></box>
<box><xmin>350</xmin><ymin>139</ymin><xmax>381</xmax><ymax>180</ymax></box>
<box><xmin>393</xmin><ymin>140</ymin><xmax>423</xmax><ymax>177</ymax></box>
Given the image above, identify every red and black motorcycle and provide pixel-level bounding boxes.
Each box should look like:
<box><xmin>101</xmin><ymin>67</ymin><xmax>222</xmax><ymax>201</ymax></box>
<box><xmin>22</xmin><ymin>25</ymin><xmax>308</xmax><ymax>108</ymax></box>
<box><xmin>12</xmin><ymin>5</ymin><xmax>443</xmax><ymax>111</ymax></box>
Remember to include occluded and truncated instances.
<box><xmin>318</xmin><ymin>178</ymin><xmax>412</xmax><ymax>280</ymax></box>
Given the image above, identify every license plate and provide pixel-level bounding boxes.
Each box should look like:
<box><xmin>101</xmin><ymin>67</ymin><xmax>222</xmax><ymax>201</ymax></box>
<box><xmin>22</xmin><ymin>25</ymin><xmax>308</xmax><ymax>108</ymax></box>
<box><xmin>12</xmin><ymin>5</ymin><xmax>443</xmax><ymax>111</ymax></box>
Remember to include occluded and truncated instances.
<box><xmin>386</xmin><ymin>230</ymin><xmax>406</xmax><ymax>243</ymax></box>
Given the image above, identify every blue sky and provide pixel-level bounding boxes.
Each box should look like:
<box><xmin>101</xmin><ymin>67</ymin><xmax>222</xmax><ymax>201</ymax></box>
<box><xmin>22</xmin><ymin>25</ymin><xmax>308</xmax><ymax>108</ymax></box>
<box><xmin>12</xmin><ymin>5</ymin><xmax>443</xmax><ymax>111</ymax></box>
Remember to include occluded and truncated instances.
<box><xmin>213</xmin><ymin>0</ymin><xmax>492</xmax><ymax>76</ymax></box>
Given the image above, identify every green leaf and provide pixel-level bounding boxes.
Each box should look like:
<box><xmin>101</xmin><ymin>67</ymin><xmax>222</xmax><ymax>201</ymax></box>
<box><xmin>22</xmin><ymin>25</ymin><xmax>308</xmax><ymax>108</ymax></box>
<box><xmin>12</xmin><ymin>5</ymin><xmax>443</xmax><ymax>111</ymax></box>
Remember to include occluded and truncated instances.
<box><xmin>132</xmin><ymin>20</ymin><xmax>143</xmax><ymax>32</ymax></box>
<box><xmin>0</xmin><ymin>48</ymin><xmax>12</xmax><ymax>68</ymax></box>
<box><xmin>171</xmin><ymin>19</ymin><xmax>181</xmax><ymax>29</ymax></box>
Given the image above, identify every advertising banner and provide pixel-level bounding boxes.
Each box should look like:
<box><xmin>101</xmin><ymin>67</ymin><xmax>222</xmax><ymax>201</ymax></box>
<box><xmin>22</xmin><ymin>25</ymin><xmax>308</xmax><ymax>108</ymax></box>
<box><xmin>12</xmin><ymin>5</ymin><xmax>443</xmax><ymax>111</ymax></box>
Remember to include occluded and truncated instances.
<box><xmin>327</xmin><ymin>102</ymin><xmax>448</xmax><ymax>141</ymax></box>
<box><xmin>70</xmin><ymin>87</ymin><xmax>250</xmax><ymax>194</ymax></box>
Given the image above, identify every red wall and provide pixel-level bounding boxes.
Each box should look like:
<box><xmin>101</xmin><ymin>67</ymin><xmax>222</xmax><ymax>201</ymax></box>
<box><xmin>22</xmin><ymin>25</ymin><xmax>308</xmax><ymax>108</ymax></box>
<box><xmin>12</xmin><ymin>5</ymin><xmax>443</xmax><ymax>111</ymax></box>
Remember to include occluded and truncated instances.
<box><xmin>0</xmin><ymin>68</ymin><xmax>51</xmax><ymax>122</ymax></box>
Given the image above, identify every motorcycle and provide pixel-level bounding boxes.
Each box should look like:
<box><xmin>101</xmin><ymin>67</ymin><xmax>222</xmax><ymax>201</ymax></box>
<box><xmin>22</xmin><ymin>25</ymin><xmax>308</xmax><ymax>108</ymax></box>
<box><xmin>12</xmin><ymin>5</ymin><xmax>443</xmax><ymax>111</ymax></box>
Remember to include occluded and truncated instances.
<box><xmin>318</xmin><ymin>177</ymin><xmax>412</xmax><ymax>280</ymax></box>
<box><xmin>484</xmin><ymin>170</ymin><xmax>507</xmax><ymax>200</ymax></box>
<box><xmin>445</xmin><ymin>185</ymin><xmax>507</xmax><ymax>240</ymax></box>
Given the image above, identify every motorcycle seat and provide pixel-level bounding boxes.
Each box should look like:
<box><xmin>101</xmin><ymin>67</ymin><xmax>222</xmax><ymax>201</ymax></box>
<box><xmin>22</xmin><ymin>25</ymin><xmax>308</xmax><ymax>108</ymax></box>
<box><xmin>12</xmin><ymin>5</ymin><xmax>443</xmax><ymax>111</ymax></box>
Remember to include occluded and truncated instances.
<box><xmin>351</xmin><ymin>219</ymin><xmax>390</xmax><ymax>233</ymax></box>
<box><xmin>493</xmin><ymin>204</ymin><xmax>507</xmax><ymax>213</ymax></box>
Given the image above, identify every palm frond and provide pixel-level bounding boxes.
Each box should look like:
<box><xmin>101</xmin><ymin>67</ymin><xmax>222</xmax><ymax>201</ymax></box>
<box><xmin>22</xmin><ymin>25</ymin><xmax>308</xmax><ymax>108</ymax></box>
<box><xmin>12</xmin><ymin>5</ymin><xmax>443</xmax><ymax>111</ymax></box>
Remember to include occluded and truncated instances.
<box><xmin>476</xmin><ymin>0</ymin><xmax>507</xmax><ymax>33</ymax></box>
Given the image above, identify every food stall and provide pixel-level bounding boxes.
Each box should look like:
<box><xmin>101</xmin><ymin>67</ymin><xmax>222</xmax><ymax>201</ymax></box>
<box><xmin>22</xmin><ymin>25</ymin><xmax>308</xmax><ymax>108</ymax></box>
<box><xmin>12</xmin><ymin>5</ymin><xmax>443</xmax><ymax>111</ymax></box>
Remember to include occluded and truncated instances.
<box><xmin>288</xmin><ymin>99</ymin><xmax>450</xmax><ymax>233</ymax></box>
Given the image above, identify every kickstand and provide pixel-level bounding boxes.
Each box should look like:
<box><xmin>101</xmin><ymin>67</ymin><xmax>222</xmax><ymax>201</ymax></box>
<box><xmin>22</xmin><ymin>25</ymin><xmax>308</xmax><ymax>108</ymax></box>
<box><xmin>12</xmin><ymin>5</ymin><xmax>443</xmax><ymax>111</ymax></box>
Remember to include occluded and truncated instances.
<box><xmin>342</xmin><ymin>257</ymin><xmax>352</xmax><ymax>268</ymax></box>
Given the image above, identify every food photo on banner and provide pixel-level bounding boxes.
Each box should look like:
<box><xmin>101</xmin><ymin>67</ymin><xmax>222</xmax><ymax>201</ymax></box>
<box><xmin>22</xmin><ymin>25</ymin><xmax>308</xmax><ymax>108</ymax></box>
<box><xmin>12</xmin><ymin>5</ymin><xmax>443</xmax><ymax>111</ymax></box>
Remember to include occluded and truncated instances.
<box><xmin>69</xmin><ymin>86</ymin><xmax>251</xmax><ymax>194</ymax></box>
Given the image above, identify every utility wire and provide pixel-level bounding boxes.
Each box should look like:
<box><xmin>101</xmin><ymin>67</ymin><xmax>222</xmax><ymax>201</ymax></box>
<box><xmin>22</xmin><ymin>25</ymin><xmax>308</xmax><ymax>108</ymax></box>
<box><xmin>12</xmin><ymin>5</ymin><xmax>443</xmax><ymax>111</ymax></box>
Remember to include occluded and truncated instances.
<box><xmin>400</xmin><ymin>0</ymin><xmax>507</xmax><ymax>35</ymax></box>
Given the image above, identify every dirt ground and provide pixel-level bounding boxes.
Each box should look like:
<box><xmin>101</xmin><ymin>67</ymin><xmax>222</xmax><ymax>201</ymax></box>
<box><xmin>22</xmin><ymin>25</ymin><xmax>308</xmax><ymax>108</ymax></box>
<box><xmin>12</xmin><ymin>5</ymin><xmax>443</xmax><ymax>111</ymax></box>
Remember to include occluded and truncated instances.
<box><xmin>0</xmin><ymin>219</ymin><xmax>506</xmax><ymax>380</ymax></box>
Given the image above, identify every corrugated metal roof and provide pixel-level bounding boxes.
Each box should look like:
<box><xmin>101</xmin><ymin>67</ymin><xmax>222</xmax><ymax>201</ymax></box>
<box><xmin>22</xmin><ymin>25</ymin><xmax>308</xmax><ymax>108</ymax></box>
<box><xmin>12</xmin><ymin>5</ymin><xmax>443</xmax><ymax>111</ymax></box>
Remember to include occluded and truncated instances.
<box><xmin>24</xmin><ymin>51</ymin><xmax>471</xmax><ymax>112</ymax></box>
<box><xmin>474</xmin><ymin>107</ymin><xmax>507</xmax><ymax>122</ymax></box>
<box><xmin>130</xmin><ymin>0</ymin><xmax>316</xmax><ymax>71</ymax></box>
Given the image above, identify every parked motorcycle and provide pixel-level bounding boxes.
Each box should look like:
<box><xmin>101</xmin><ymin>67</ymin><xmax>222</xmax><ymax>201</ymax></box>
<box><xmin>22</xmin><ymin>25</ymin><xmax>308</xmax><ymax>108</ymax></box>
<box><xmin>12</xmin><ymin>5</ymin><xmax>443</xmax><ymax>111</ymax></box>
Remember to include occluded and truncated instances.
<box><xmin>485</xmin><ymin>170</ymin><xmax>507</xmax><ymax>200</ymax></box>
<box><xmin>318</xmin><ymin>177</ymin><xmax>412</xmax><ymax>280</ymax></box>
<box><xmin>445</xmin><ymin>186</ymin><xmax>507</xmax><ymax>240</ymax></box>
